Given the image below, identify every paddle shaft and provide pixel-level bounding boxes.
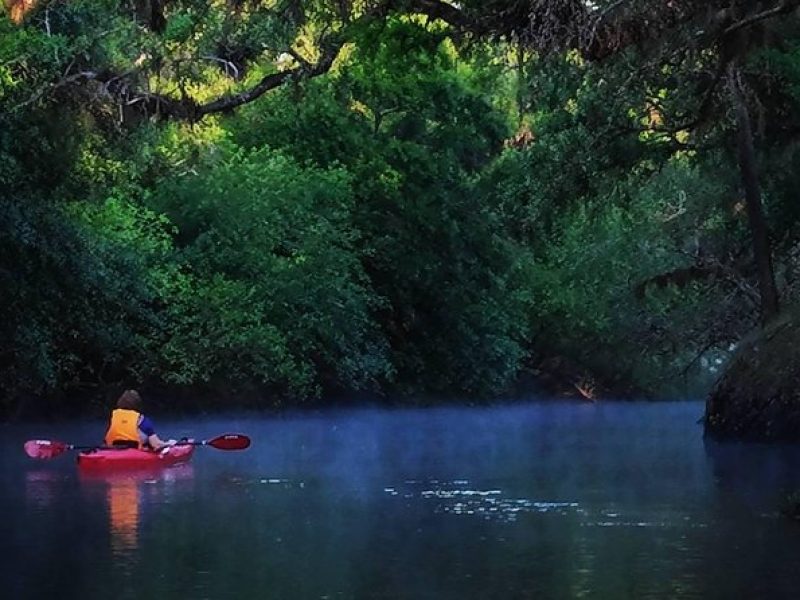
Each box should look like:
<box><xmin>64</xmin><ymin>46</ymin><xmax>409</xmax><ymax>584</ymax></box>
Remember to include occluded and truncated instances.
<box><xmin>24</xmin><ymin>433</ymin><xmax>250</xmax><ymax>459</ymax></box>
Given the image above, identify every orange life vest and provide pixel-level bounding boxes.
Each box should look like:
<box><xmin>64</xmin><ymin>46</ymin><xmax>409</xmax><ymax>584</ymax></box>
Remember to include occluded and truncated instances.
<box><xmin>104</xmin><ymin>408</ymin><xmax>143</xmax><ymax>448</ymax></box>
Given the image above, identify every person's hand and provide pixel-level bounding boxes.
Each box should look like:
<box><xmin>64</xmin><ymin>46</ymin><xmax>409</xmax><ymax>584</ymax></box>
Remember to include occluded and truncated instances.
<box><xmin>166</xmin><ymin>439</ymin><xmax>177</xmax><ymax>447</ymax></box>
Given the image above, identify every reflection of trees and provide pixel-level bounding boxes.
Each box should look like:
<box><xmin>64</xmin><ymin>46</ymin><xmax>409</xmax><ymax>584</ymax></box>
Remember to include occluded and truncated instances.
<box><xmin>703</xmin><ymin>438</ymin><xmax>800</xmax><ymax>511</ymax></box>
<box><xmin>700</xmin><ymin>438</ymin><xmax>800</xmax><ymax>598</ymax></box>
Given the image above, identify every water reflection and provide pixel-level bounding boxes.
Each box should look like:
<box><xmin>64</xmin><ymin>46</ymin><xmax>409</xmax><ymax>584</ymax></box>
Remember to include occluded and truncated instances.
<box><xmin>108</xmin><ymin>478</ymin><xmax>140</xmax><ymax>555</ymax></box>
<box><xmin>24</xmin><ymin>470</ymin><xmax>66</xmax><ymax>510</ymax></box>
<box><xmin>80</xmin><ymin>465</ymin><xmax>194</xmax><ymax>560</ymax></box>
<box><xmin>7</xmin><ymin>404</ymin><xmax>800</xmax><ymax>599</ymax></box>
<box><xmin>703</xmin><ymin>438</ymin><xmax>800</xmax><ymax>512</ymax></box>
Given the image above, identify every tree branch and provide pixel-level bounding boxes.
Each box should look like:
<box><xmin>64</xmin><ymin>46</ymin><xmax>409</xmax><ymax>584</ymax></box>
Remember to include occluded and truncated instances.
<box><xmin>12</xmin><ymin>70</ymin><xmax>99</xmax><ymax>111</ymax></box>
<box><xmin>402</xmin><ymin>0</ymin><xmax>473</xmax><ymax>29</ymax></box>
<box><xmin>196</xmin><ymin>69</ymin><xmax>293</xmax><ymax>117</ymax></box>
<box><xmin>723</xmin><ymin>0</ymin><xmax>800</xmax><ymax>37</ymax></box>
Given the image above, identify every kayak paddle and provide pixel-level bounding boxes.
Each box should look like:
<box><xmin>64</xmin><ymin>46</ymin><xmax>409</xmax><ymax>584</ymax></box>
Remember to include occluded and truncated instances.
<box><xmin>24</xmin><ymin>440</ymin><xmax>101</xmax><ymax>460</ymax></box>
<box><xmin>24</xmin><ymin>433</ymin><xmax>251</xmax><ymax>460</ymax></box>
<box><xmin>182</xmin><ymin>434</ymin><xmax>251</xmax><ymax>450</ymax></box>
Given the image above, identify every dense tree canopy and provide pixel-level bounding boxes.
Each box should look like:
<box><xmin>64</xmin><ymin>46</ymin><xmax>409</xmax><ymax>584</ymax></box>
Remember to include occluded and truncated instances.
<box><xmin>3</xmin><ymin>1</ymin><xmax>800</xmax><ymax>414</ymax></box>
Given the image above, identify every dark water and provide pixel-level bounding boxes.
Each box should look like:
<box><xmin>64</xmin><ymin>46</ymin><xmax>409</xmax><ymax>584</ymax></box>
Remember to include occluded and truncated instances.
<box><xmin>3</xmin><ymin>401</ymin><xmax>800</xmax><ymax>599</ymax></box>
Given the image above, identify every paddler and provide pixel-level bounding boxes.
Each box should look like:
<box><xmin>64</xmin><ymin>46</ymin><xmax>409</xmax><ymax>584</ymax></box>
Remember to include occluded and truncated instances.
<box><xmin>104</xmin><ymin>389</ymin><xmax>176</xmax><ymax>451</ymax></box>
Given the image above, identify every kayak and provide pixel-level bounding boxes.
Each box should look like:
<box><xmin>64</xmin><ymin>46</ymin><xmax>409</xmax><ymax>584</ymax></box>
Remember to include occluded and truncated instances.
<box><xmin>77</xmin><ymin>445</ymin><xmax>194</xmax><ymax>471</ymax></box>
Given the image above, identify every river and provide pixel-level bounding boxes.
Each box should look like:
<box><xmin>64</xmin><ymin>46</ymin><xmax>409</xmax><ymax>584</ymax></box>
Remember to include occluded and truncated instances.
<box><xmin>2</xmin><ymin>401</ymin><xmax>800</xmax><ymax>599</ymax></box>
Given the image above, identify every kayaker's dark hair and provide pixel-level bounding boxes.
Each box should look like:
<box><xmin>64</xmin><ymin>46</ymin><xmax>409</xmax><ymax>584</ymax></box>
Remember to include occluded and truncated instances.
<box><xmin>117</xmin><ymin>389</ymin><xmax>142</xmax><ymax>411</ymax></box>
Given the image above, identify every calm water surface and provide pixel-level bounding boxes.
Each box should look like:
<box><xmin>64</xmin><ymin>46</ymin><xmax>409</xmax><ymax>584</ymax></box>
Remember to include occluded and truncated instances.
<box><xmin>2</xmin><ymin>401</ymin><xmax>800</xmax><ymax>599</ymax></box>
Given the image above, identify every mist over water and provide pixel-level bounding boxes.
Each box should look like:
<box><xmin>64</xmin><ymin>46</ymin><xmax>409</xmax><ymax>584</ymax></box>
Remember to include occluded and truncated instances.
<box><xmin>3</xmin><ymin>401</ymin><xmax>800</xmax><ymax>599</ymax></box>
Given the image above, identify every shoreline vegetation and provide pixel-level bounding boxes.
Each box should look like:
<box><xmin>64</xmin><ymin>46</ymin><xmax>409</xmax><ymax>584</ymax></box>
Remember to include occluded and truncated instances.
<box><xmin>6</xmin><ymin>388</ymin><xmax>684</xmax><ymax>424</ymax></box>
<box><xmin>3</xmin><ymin>3</ymin><xmax>800</xmax><ymax>435</ymax></box>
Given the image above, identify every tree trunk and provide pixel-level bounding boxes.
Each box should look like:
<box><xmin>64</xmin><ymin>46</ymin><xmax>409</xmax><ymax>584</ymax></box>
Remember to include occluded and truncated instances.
<box><xmin>728</xmin><ymin>66</ymin><xmax>780</xmax><ymax>325</ymax></box>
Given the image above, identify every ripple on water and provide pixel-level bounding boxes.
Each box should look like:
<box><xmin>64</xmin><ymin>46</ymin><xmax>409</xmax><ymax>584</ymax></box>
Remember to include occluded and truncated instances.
<box><xmin>383</xmin><ymin>479</ymin><xmax>582</xmax><ymax>522</ymax></box>
<box><xmin>382</xmin><ymin>479</ymin><xmax>709</xmax><ymax>528</ymax></box>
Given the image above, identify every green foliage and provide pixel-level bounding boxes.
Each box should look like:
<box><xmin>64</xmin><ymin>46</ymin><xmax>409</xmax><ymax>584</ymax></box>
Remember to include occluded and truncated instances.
<box><xmin>152</xmin><ymin>147</ymin><xmax>392</xmax><ymax>397</ymax></box>
<box><xmin>0</xmin><ymin>194</ymin><xmax>161</xmax><ymax>404</ymax></box>
<box><xmin>523</xmin><ymin>165</ymin><xmax>714</xmax><ymax>392</ymax></box>
<box><xmin>227</xmin><ymin>19</ymin><xmax>528</xmax><ymax>396</ymax></box>
<box><xmin>6</xmin><ymin>2</ymin><xmax>800</xmax><ymax>412</ymax></box>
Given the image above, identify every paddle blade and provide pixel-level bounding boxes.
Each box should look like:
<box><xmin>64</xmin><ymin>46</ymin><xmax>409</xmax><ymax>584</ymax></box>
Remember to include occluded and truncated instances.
<box><xmin>207</xmin><ymin>434</ymin><xmax>250</xmax><ymax>450</ymax></box>
<box><xmin>24</xmin><ymin>440</ymin><xmax>68</xmax><ymax>460</ymax></box>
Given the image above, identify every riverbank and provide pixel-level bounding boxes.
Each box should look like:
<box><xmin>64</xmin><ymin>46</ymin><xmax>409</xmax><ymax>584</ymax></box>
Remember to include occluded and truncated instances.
<box><xmin>705</xmin><ymin>310</ymin><xmax>800</xmax><ymax>441</ymax></box>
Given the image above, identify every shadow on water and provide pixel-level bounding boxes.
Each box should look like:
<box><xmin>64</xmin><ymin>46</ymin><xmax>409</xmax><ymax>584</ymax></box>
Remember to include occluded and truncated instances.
<box><xmin>699</xmin><ymin>437</ymin><xmax>800</xmax><ymax>600</ymax></box>
<box><xmin>703</xmin><ymin>437</ymin><xmax>800</xmax><ymax>511</ymax></box>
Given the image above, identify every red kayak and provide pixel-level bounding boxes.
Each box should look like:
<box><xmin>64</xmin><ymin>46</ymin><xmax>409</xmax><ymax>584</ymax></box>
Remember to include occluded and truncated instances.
<box><xmin>77</xmin><ymin>445</ymin><xmax>194</xmax><ymax>471</ymax></box>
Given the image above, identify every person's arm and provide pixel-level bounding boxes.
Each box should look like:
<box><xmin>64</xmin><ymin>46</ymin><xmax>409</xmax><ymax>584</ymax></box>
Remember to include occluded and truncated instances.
<box><xmin>139</xmin><ymin>415</ymin><xmax>175</xmax><ymax>450</ymax></box>
<box><xmin>146</xmin><ymin>433</ymin><xmax>175</xmax><ymax>451</ymax></box>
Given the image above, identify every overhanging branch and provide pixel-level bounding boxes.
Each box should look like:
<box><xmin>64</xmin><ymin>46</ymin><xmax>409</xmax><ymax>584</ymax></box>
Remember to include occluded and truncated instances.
<box><xmin>108</xmin><ymin>52</ymin><xmax>338</xmax><ymax>122</ymax></box>
<box><xmin>723</xmin><ymin>0</ymin><xmax>800</xmax><ymax>37</ymax></box>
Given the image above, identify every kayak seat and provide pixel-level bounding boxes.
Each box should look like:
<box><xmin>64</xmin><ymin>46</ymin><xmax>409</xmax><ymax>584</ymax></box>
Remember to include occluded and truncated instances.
<box><xmin>111</xmin><ymin>440</ymin><xmax>138</xmax><ymax>449</ymax></box>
